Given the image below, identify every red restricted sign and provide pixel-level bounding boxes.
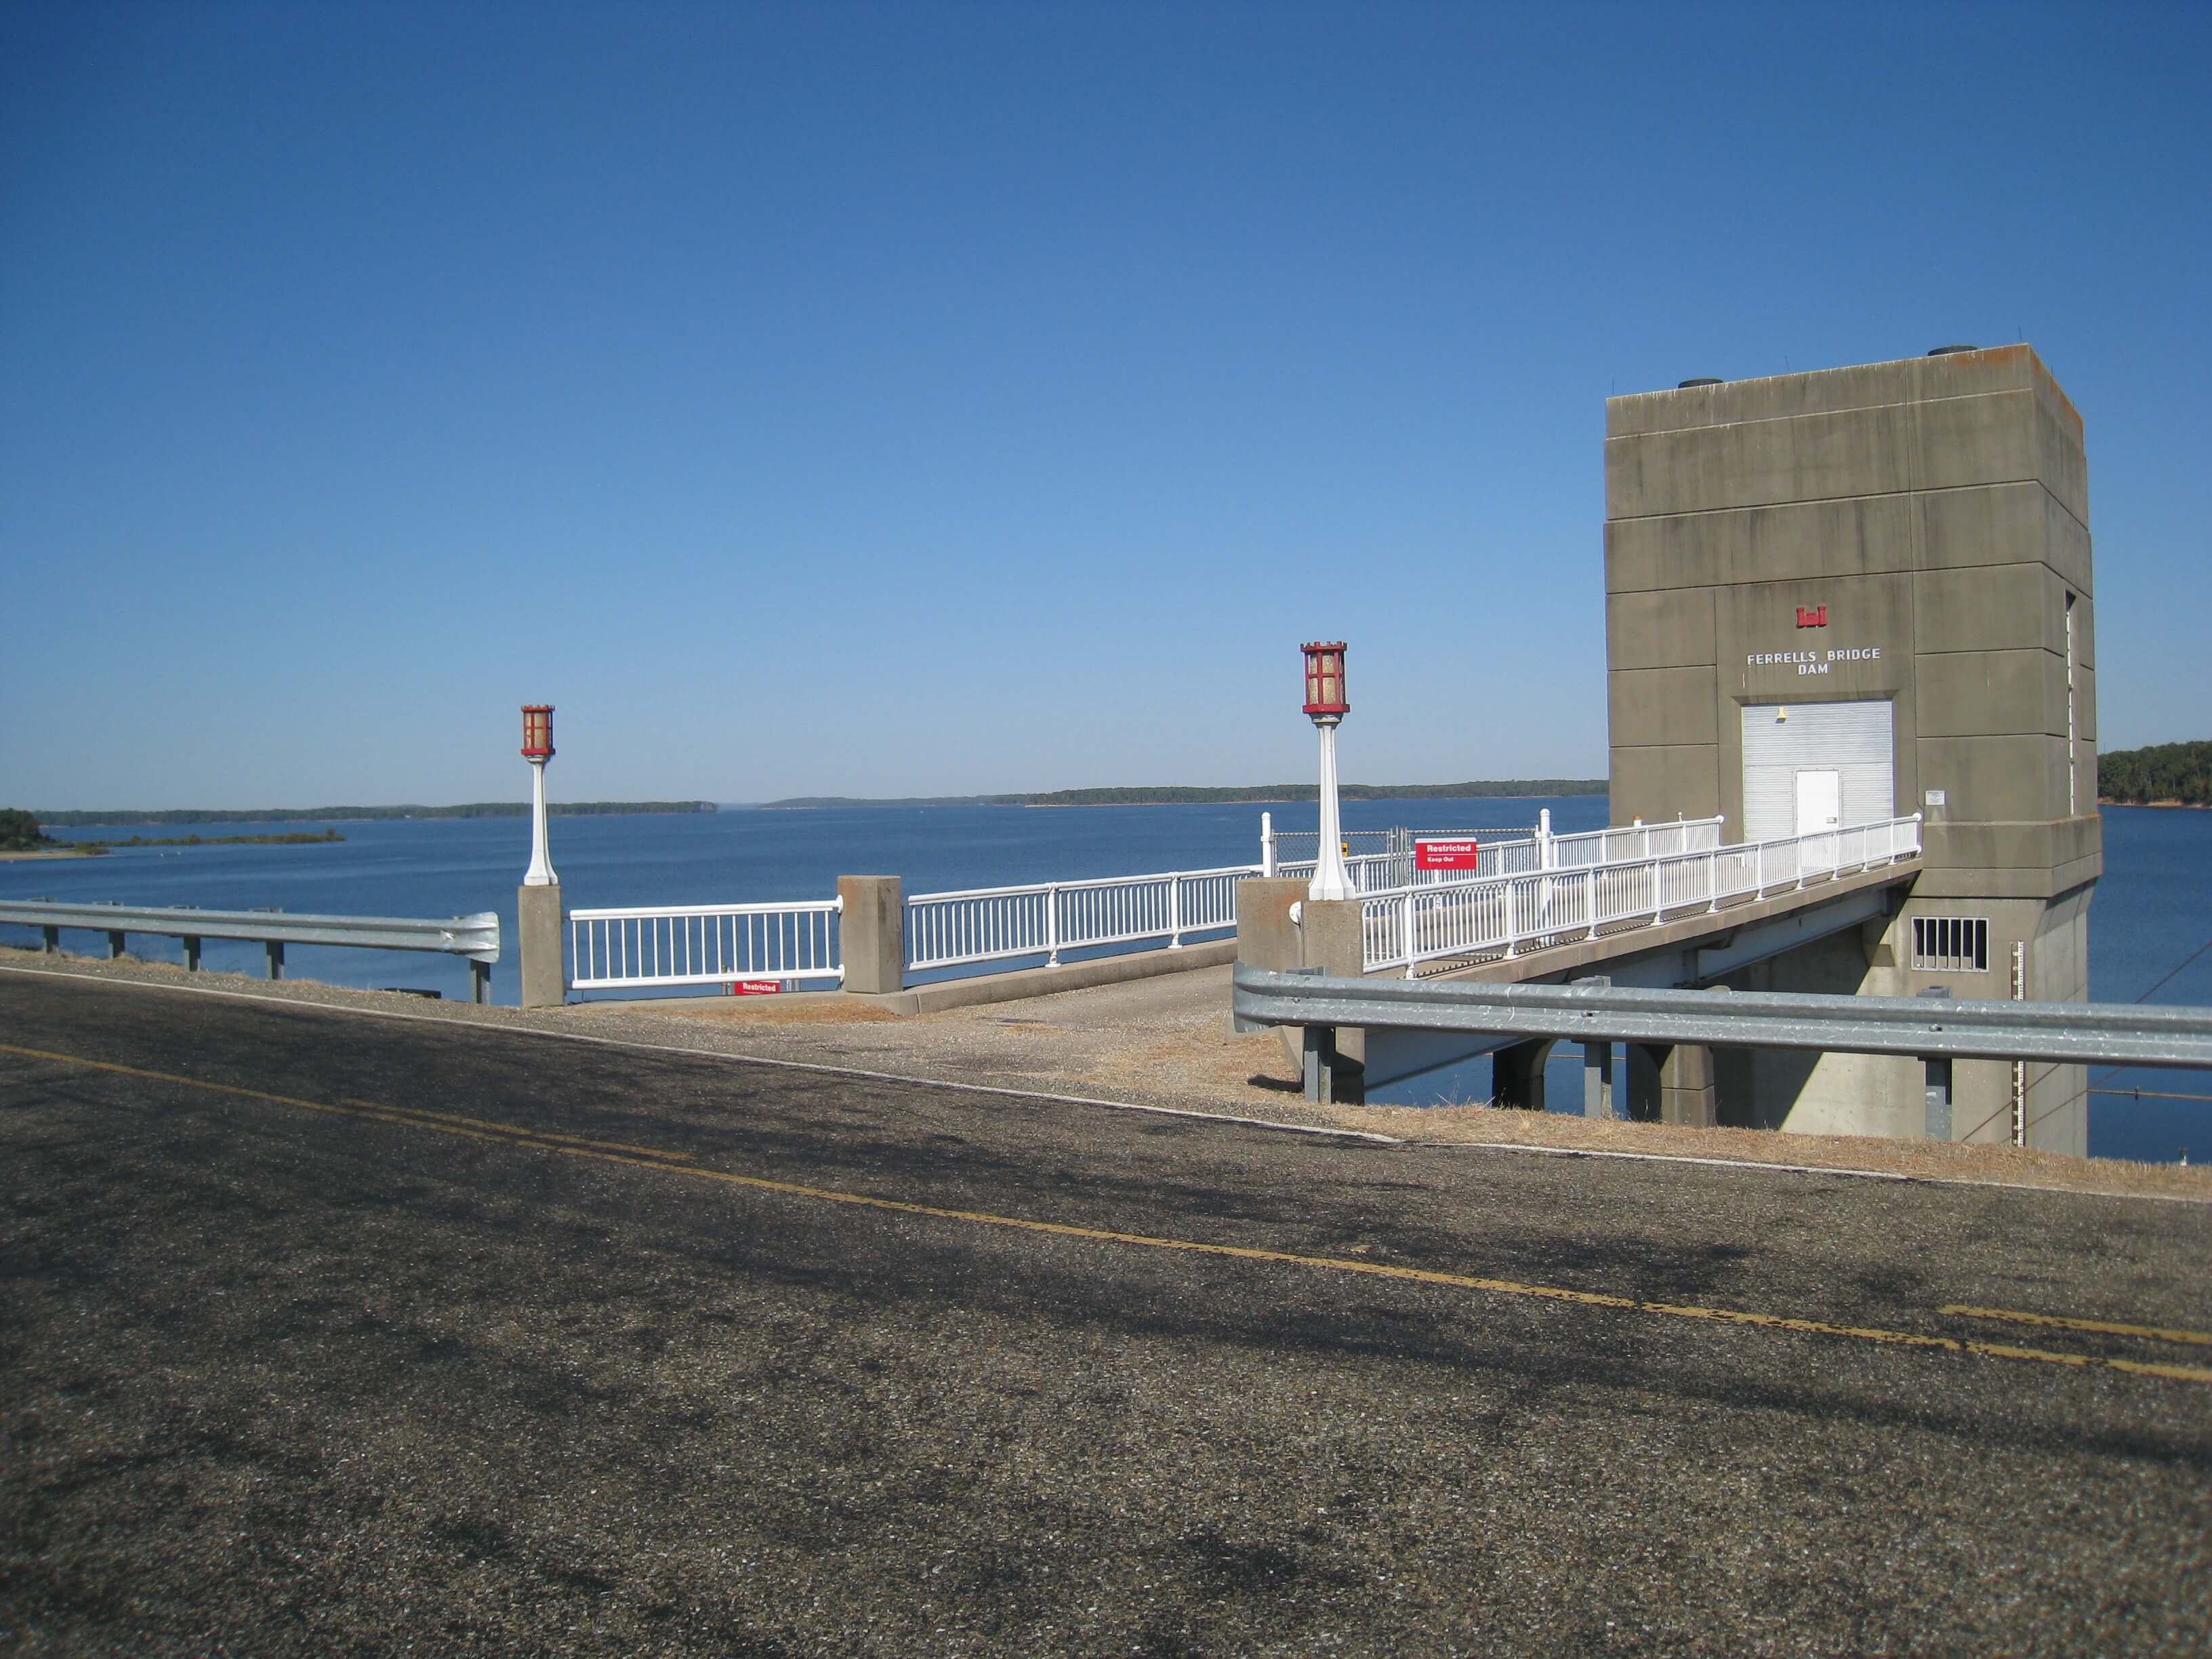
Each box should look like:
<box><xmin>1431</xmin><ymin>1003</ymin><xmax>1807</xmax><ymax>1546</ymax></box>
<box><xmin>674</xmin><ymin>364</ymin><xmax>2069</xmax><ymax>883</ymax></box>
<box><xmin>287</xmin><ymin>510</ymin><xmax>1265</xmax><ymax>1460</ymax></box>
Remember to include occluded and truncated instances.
<box><xmin>729</xmin><ymin>980</ymin><xmax>785</xmax><ymax>996</ymax></box>
<box><xmin>1414</xmin><ymin>838</ymin><xmax>1481</xmax><ymax>871</ymax></box>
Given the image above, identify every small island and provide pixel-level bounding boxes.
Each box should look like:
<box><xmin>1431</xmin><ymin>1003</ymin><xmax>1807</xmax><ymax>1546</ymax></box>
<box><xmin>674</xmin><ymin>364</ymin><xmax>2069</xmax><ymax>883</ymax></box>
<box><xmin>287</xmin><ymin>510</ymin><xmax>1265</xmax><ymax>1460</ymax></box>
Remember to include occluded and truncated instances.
<box><xmin>0</xmin><ymin>807</ymin><xmax>83</xmax><ymax>859</ymax></box>
<box><xmin>1</xmin><ymin>809</ymin><xmax>354</xmax><ymax>858</ymax></box>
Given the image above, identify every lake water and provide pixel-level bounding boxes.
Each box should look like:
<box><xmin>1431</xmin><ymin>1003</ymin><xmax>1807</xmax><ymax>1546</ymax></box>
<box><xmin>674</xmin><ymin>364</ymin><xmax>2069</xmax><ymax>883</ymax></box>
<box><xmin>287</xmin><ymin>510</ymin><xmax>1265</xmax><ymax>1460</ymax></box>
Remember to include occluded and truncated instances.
<box><xmin>3</xmin><ymin>798</ymin><xmax>2204</xmax><ymax>1163</ymax></box>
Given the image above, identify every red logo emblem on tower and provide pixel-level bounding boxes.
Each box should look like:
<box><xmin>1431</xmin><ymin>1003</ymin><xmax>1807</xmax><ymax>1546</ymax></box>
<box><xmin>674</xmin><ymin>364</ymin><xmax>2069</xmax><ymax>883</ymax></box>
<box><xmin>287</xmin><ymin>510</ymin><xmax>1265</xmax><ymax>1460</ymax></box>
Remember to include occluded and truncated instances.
<box><xmin>1796</xmin><ymin>605</ymin><xmax>1828</xmax><ymax>628</ymax></box>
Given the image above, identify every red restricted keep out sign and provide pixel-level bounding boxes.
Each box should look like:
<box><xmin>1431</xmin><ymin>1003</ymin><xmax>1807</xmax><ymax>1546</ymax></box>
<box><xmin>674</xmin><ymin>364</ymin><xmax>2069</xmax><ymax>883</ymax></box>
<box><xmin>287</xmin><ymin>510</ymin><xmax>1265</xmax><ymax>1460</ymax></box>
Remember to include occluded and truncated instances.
<box><xmin>1414</xmin><ymin>838</ymin><xmax>1481</xmax><ymax>872</ymax></box>
<box><xmin>729</xmin><ymin>980</ymin><xmax>785</xmax><ymax>996</ymax></box>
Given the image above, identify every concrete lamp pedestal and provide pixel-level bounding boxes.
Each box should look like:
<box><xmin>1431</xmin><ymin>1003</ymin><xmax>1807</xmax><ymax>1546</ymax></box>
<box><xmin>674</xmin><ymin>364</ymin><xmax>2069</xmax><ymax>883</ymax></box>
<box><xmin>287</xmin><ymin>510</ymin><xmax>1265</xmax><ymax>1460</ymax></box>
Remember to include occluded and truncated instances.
<box><xmin>518</xmin><ymin>883</ymin><xmax>565</xmax><ymax>1009</ymax></box>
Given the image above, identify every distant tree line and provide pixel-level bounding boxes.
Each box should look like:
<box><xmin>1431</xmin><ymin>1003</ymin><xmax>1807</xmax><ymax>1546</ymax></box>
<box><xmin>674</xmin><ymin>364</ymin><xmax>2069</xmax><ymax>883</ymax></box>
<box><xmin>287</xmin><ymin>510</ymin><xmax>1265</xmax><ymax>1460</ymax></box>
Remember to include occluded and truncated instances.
<box><xmin>1021</xmin><ymin>781</ymin><xmax>1608</xmax><ymax>806</ymax></box>
<box><xmin>79</xmin><ymin>830</ymin><xmax>347</xmax><ymax>848</ymax></box>
<box><xmin>762</xmin><ymin>780</ymin><xmax>1607</xmax><ymax>808</ymax></box>
<box><xmin>2099</xmin><ymin>743</ymin><xmax>2212</xmax><ymax>806</ymax></box>
<box><xmin>33</xmin><ymin>802</ymin><xmax>719</xmax><ymax>827</ymax></box>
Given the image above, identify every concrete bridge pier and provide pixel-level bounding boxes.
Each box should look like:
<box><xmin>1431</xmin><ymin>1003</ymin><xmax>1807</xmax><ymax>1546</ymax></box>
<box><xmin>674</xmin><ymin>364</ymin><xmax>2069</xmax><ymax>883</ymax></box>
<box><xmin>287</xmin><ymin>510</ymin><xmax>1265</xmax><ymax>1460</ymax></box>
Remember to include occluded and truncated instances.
<box><xmin>1628</xmin><ymin>1042</ymin><xmax>1719</xmax><ymax>1127</ymax></box>
<box><xmin>1582</xmin><ymin>1041</ymin><xmax>1614</xmax><ymax>1119</ymax></box>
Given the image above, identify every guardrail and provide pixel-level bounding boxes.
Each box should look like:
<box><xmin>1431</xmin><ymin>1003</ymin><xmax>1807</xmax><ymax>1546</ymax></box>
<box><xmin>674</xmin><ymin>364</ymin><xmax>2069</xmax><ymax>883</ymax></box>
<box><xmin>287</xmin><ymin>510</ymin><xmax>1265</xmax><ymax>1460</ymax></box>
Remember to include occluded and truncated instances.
<box><xmin>567</xmin><ymin>899</ymin><xmax>843</xmax><ymax>991</ymax></box>
<box><xmin>0</xmin><ymin>899</ymin><xmax>501</xmax><ymax>1001</ymax></box>
<box><xmin>1360</xmin><ymin>815</ymin><xmax>1923</xmax><ymax>975</ymax></box>
<box><xmin>1233</xmin><ymin>962</ymin><xmax>2212</xmax><ymax>1102</ymax></box>
<box><xmin>905</xmin><ymin>865</ymin><xmax>1250</xmax><ymax>972</ymax></box>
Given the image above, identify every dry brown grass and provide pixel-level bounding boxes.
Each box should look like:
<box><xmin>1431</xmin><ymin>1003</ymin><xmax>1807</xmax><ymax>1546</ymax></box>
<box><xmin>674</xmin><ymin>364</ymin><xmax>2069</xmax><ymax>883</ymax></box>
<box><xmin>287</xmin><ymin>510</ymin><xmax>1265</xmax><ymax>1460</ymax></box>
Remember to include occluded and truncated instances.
<box><xmin>1326</xmin><ymin>1097</ymin><xmax>2212</xmax><ymax>1200</ymax></box>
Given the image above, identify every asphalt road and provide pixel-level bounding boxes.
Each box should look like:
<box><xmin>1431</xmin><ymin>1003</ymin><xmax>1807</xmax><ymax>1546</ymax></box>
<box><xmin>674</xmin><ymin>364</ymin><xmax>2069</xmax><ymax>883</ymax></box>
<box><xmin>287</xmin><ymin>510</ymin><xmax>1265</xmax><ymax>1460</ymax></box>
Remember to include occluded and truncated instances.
<box><xmin>3</xmin><ymin>969</ymin><xmax>2208</xmax><ymax>1657</ymax></box>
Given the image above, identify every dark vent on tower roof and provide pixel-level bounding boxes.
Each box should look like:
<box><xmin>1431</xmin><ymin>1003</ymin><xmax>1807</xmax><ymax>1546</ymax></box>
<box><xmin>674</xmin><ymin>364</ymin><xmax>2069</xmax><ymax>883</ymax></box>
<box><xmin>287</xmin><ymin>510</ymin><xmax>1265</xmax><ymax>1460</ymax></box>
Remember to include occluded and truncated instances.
<box><xmin>1677</xmin><ymin>377</ymin><xmax>1723</xmax><ymax>388</ymax></box>
<box><xmin>1927</xmin><ymin>344</ymin><xmax>1979</xmax><ymax>356</ymax></box>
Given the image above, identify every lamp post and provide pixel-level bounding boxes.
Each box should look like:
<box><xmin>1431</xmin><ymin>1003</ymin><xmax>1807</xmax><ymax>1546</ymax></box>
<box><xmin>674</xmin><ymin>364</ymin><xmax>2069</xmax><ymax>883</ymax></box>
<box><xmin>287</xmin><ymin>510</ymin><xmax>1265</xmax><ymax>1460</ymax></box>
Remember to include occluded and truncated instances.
<box><xmin>1301</xmin><ymin>641</ymin><xmax>1355</xmax><ymax>901</ymax></box>
<box><xmin>521</xmin><ymin>703</ymin><xmax>557</xmax><ymax>886</ymax></box>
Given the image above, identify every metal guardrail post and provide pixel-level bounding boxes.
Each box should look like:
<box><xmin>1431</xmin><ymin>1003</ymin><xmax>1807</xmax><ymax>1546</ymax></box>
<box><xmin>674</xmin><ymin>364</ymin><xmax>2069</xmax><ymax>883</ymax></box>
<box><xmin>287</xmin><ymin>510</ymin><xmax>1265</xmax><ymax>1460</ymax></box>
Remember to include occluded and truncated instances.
<box><xmin>1274</xmin><ymin>966</ymin><xmax>1338</xmax><ymax>1103</ymax></box>
<box><xmin>1919</xmin><ymin>986</ymin><xmax>1952</xmax><ymax>1139</ymax></box>
<box><xmin>1168</xmin><ymin>873</ymin><xmax>1183</xmax><ymax>949</ymax></box>
<box><xmin>1046</xmin><ymin>884</ymin><xmax>1061</xmax><ymax>966</ymax></box>
<box><xmin>1578</xmin><ymin>976</ymin><xmax>1614</xmax><ymax>1118</ymax></box>
<box><xmin>2009</xmin><ymin>941</ymin><xmax>2028</xmax><ymax>1148</ymax></box>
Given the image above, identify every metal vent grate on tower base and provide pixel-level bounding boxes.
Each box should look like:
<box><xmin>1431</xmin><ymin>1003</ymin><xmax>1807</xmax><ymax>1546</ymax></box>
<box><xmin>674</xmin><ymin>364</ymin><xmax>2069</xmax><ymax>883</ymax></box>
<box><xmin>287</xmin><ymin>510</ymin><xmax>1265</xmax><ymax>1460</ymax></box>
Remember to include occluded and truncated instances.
<box><xmin>1912</xmin><ymin>916</ymin><xmax>1988</xmax><ymax>973</ymax></box>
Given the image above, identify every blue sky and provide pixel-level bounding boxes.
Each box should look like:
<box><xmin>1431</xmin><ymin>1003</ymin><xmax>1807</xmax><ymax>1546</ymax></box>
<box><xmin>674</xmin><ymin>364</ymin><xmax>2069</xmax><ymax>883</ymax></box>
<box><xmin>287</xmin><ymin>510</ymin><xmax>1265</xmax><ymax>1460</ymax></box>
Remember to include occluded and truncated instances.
<box><xmin>4</xmin><ymin>1</ymin><xmax>2207</xmax><ymax>807</ymax></box>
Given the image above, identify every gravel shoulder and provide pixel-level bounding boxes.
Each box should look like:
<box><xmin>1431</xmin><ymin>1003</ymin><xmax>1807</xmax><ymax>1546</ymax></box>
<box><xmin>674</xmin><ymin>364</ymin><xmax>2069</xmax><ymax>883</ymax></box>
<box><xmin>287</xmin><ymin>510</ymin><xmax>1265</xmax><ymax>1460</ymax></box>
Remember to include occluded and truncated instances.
<box><xmin>6</xmin><ymin>945</ymin><xmax>2207</xmax><ymax>1204</ymax></box>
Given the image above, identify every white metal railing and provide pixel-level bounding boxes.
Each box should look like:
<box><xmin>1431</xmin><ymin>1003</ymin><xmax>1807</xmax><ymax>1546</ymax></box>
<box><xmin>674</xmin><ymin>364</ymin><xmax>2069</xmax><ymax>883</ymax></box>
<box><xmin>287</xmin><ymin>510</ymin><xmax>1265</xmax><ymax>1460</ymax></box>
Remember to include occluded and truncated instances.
<box><xmin>567</xmin><ymin>899</ymin><xmax>843</xmax><ymax>990</ymax></box>
<box><xmin>905</xmin><ymin>865</ymin><xmax>1252</xmax><ymax>972</ymax></box>
<box><xmin>1362</xmin><ymin>814</ymin><xmax>1922</xmax><ymax>975</ymax></box>
<box><xmin>1547</xmin><ymin>815</ymin><xmax>1725</xmax><ymax>869</ymax></box>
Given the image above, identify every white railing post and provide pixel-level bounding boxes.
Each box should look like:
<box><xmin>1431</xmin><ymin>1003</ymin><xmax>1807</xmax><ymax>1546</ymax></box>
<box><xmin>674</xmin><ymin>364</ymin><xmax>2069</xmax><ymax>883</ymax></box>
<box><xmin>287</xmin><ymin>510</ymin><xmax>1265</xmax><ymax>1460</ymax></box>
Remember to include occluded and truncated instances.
<box><xmin>1402</xmin><ymin>890</ymin><xmax>1417</xmax><ymax>979</ymax></box>
<box><xmin>1261</xmin><ymin>812</ymin><xmax>1277</xmax><ymax>878</ymax></box>
<box><xmin>1046</xmin><ymin>883</ymin><xmax>1061</xmax><ymax>966</ymax></box>
<box><xmin>1504</xmin><ymin>880</ymin><xmax>1519</xmax><ymax>958</ymax></box>
<box><xmin>1585</xmin><ymin>867</ymin><xmax>1597</xmax><ymax>939</ymax></box>
<box><xmin>1707</xmin><ymin>846</ymin><xmax>1720</xmax><ymax>913</ymax></box>
<box><xmin>1168</xmin><ymin>873</ymin><xmax>1183</xmax><ymax>948</ymax></box>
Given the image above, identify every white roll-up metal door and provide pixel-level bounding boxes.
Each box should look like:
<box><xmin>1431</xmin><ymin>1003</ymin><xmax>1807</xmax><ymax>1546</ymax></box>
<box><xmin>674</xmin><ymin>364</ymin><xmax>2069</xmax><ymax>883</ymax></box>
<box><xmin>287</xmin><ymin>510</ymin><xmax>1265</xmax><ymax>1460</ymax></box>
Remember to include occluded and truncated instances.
<box><xmin>1741</xmin><ymin>699</ymin><xmax>1894</xmax><ymax>842</ymax></box>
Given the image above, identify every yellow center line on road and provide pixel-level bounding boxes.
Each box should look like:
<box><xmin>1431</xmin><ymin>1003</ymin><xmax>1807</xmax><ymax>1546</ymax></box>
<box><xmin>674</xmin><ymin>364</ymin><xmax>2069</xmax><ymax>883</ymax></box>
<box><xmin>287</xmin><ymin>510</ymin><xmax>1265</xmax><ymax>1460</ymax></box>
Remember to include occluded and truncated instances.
<box><xmin>338</xmin><ymin>1098</ymin><xmax>697</xmax><ymax>1163</ymax></box>
<box><xmin>1940</xmin><ymin>1305</ymin><xmax>2212</xmax><ymax>1349</ymax></box>
<box><xmin>8</xmin><ymin>1039</ymin><xmax>2211</xmax><ymax>1389</ymax></box>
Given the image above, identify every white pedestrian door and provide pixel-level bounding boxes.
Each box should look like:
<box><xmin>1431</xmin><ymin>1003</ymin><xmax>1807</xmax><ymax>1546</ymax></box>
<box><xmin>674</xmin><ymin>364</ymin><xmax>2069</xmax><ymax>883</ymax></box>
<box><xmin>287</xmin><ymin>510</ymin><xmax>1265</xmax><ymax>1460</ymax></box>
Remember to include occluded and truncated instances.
<box><xmin>1796</xmin><ymin>769</ymin><xmax>1841</xmax><ymax>869</ymax></box>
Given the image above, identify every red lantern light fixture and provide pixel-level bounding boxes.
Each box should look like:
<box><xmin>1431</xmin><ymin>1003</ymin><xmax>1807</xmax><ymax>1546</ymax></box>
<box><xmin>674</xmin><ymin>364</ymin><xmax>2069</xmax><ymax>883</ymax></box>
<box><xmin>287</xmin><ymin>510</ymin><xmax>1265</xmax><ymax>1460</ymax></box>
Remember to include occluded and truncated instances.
<box><xmin>521</xmin><ymin>704</ymin><xmax>554</xmax><ymax>760</ymax></box>
<box><xmin>519</xmin><ymin>703</ymin><xmax>558</xmax><ymax>886</ymax></box>
<box><xmin>1301</xmin><ymin>642</ymin><xmax>1348</xmax><ymax>724</ymax></box>
<box><xmin>1297</xmin><ymin>640</ymin><xmax>1355</xmax><ymax>901</ymax></box>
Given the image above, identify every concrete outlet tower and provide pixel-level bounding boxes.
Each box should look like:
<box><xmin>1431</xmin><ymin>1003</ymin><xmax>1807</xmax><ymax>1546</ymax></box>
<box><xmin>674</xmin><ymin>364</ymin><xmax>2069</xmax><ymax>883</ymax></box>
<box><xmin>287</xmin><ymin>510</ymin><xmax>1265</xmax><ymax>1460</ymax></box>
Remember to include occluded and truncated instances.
<box><xmin>1604</xmin><ymin>346</ymin><xmax>2099</xmax><ymax>1152</ymax></box>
